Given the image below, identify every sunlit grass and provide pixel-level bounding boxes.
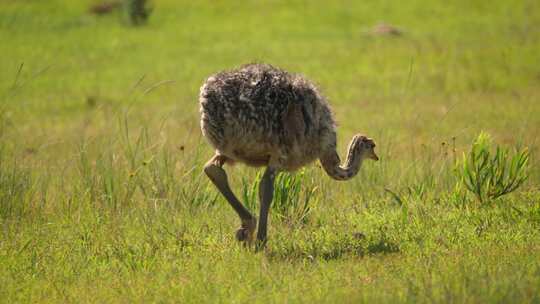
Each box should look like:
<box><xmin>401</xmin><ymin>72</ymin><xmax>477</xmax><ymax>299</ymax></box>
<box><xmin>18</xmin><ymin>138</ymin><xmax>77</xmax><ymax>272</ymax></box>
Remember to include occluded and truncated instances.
<box><xmin>1</xmin><ymin>0</ymin><xmax>540</xmax><ymax>302</ymax></box>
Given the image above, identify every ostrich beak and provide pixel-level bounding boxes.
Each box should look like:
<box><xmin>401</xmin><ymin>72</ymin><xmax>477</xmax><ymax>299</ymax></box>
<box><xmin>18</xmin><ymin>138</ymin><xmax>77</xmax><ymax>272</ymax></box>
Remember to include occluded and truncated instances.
<box><xmin>368</xmin><ymin>149</ymin><xmax>379</xmax><ymax>161</ymax></box>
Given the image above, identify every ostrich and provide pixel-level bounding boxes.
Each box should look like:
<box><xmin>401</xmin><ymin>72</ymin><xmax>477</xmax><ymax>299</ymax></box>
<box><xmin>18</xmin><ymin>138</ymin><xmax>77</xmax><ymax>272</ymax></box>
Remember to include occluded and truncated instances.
<box><xmin>199</xmin><ymin>63</ymin><xmax>378</xmax><ymax>248</ymax></box>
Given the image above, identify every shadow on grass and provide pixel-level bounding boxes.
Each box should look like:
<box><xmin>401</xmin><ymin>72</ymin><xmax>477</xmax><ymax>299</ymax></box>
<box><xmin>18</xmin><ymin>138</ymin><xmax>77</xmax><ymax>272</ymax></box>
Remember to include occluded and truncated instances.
<box><xmin>267</xmin><ymin>237</ymin><xmax>400</xmax><ymax>262</ymax></box>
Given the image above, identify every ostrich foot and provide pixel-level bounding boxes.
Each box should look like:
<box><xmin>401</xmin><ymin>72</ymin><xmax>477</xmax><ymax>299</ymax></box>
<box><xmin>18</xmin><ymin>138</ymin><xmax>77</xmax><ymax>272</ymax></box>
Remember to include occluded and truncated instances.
<box><xmin>235</xmin><ymin>217</ymin><xmax>257</xmax><ymax>245</ymax></box>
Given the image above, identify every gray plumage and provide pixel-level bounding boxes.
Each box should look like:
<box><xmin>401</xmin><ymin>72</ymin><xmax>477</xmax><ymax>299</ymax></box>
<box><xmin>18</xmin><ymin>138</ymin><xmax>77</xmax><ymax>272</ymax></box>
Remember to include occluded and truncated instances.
<box><xmin>200</xmin><ymin>63</ymin><xmax>339</xmax><ymax>172</ymax></box>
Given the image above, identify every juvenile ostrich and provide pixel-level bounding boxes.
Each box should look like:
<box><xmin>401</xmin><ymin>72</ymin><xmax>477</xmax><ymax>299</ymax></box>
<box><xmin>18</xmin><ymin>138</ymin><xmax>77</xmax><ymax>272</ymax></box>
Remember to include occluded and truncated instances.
<box><xmin>200</xmin><ymin>63</ymin><xmax>378</xmax><ymax>248</ymax></box>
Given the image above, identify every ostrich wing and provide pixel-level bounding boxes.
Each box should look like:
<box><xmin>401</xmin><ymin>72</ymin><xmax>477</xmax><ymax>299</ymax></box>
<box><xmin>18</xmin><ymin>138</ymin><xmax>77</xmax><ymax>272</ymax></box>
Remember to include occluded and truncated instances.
<box><xmin>282</xmin><ymin>101</ymin><xmax>306</xmax><ymax>145</ymax></box>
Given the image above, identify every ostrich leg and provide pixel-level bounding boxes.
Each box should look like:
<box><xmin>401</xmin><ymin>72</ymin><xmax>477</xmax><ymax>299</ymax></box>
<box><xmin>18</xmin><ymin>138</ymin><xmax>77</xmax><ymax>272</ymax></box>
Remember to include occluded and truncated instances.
<box><xmin>204</xmin><ymin>154</ymin><xmax>257</xmax><ymax>244</ymax></box>
<box><xmin>256</xmin><ymin>166</ymin><xmax>276</xmax><ymax>249</ymax></box>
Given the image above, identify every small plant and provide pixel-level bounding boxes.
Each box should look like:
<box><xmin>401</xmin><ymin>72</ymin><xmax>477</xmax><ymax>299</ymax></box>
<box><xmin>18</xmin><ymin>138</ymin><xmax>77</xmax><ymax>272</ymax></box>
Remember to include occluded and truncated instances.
<box><xmin>458</xmin><ymin>132</ymin><xmax>529</xmax><ymax>203</ymax></box>
<box><xmin>273</xmin><ymin>170</ymin><xmax>317</xmax><ymax>224</ymax></box>
<box><xmin>241</xmin><ymin>169</ymin><xmax>316</xmax><ymax>225</ymax></box>
<box><xmin>125</xmin><ymin>0</ymin><xmax>151</xmax><ymax>25</ymax></box>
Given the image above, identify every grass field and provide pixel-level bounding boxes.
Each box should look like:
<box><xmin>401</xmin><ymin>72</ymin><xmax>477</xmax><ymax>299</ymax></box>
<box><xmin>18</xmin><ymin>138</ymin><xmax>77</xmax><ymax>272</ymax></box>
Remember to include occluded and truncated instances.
<box><xmin>1</xmin><ymin>0</ymin><xmax>540</xmax><ymax>302</ymax></box>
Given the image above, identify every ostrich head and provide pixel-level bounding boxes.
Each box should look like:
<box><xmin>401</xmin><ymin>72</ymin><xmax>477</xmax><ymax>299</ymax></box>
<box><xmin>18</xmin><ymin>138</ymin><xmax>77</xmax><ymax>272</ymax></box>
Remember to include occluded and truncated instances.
<box><xmin>355</xmin><ymin>135</ymin><xmax>379</xmax><ymax>161</ymax></box>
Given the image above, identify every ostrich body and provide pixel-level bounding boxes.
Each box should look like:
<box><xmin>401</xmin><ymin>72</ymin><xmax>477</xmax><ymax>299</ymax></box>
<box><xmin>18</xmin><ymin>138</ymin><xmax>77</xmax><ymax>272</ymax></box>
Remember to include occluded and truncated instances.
<box><xmin>200</xmin><ymin>63</ymin><xmax>378</xmax><ymax>247</ymax></box>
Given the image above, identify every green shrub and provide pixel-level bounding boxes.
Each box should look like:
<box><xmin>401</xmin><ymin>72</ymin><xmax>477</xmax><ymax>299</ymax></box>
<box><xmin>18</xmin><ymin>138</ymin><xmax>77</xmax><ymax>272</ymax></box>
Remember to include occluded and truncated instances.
<box><xmin>241</xmin><ymin>169</ymin><xmax>316</xmax><ymax>225</ymax></box>
<box><xmin>458</xmin><ymin>132</ymin><xmax>529</xmax><ymax>203</ymax></box>
<box><xmin>273</xmin><ymin>170</ymin><xmax>316</xmax><ymax>224</ymax></box>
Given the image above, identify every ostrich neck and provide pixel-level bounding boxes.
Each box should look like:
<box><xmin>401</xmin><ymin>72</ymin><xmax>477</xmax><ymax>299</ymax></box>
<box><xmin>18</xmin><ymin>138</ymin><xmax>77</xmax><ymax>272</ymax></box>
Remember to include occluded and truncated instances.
<box><xmin>320</xmin><ymin>137</ymin><xmax>364</xmax><ymax>181</ymax></box>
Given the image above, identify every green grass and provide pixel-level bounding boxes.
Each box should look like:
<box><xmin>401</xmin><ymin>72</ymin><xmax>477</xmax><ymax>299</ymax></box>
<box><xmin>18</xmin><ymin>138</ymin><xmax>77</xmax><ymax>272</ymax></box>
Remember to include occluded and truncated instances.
<box><xmin>1</xmin><ymin>0</ymin><xmax>540</xmax><ymax>302</ymax></box>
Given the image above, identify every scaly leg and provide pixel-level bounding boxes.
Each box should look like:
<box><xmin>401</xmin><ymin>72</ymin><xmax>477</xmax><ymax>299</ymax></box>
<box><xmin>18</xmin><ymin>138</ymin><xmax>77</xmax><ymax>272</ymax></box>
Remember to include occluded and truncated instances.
<box><xmin>256</xmin><ymin>166</ymin><xmax>277</xmax><ymax>249</ymax></box>
<box><xmin>204</xmin><ymin>154</ymin><xmax>257</xmax><ymax>244</ymax></box>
